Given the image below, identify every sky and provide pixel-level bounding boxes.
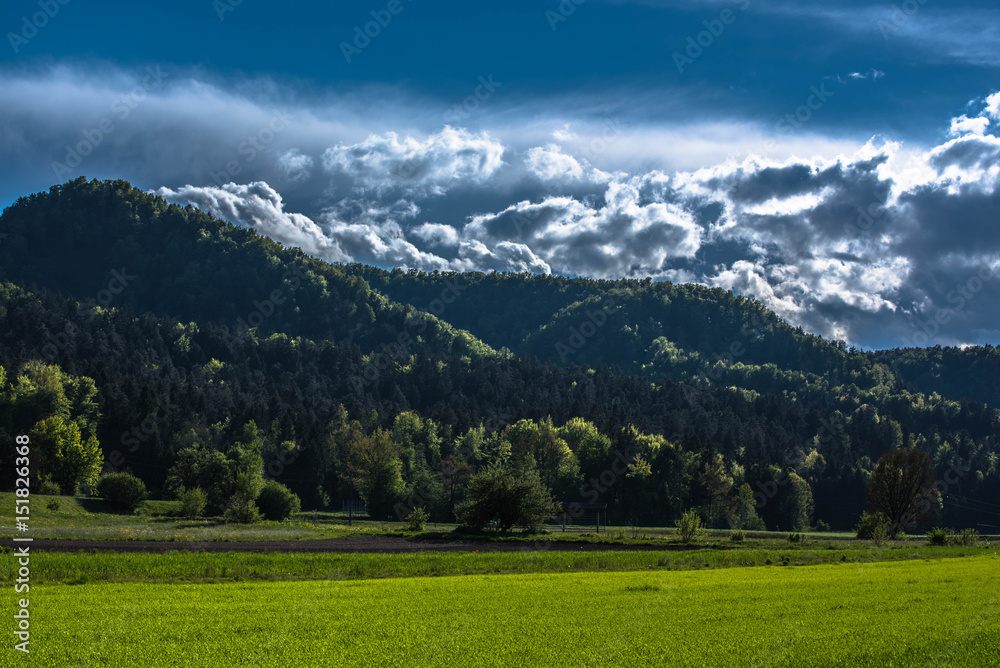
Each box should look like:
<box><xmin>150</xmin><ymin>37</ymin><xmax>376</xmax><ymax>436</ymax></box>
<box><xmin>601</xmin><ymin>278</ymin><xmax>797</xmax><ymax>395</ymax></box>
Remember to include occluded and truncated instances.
<box><xmin>2</xmin><ymin>0</ymin><xmax>999</xmax><ymax>350</ymax></box>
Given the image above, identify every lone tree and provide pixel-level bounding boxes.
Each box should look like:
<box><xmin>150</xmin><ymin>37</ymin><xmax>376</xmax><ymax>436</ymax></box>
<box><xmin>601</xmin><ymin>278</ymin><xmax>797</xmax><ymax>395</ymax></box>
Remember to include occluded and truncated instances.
<box><xmin>455</xmin><ymin>464</ymin><xmax>559</xmax><ymax>533</ymax></box>
<box><xmin>866</xmin><ymin>448</ymin><xmax>938</xmax><ymax>537</ymax></box>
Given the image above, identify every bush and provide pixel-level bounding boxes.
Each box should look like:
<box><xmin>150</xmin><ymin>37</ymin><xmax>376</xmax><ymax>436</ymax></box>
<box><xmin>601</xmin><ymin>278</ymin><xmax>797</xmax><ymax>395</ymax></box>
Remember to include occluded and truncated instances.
<box><xmin>255</xmin><ymin>481</ymin><xmax>302</xmax><ymax>521</ymax></box>
<box><xmin>406</xmin><ymin>507</ymin><xmax>430</xmax><ymax>532</ymax></box>
<box><xmin>856</xmin><ymin>511</ymin><xmax>892</xmax><ymax>540</ymax></box>
<box><xmin>46</xmin><ymin>499</ymin><xmax>61</xmax><ymax>511</ymax></box>
<box><xmin>927</xmin><ymin>526</ymin><xmax>952</xmax><ymax>546</ymax></box>
<box><xmin>676</xmin><ymin>510</ymin><xmax>704</xmax><ymax>543</ymax></box>
<box><xmin>814</xmin><ymin>519</ymin><xmax>831</xmax><ymax>532</ymax></box>
<box><xmin>787</xmin><ymin>532</ymin><xmax>803</xmax><ymax>543</ymax></box>
<box><xmin>96</xmin><ymin>472</ymin><xmax>148</xmax><ymax>510</ymax></box>
<box><xmin>955</xmin><ymin>528</ymin><xmax>980</xmax><ymax>547</ymax></box>
<box><xmin>38</xmin><ymin>475</ymin><xmax>62</xmax><ymax>496</ymax></box>
<box><xmin>224</xmin><ymin>498</ymin><xmax>261</xmax><ymax>524</ymax></box>
<box><xmin>180</xmin><ymin>488</ymin><xmax>207</xmax><ymax>519</ymax></box>
<box><xmin>729</xmin><ymin>529</ymin><xmax>746</xmax><ymax>544</ymax></box>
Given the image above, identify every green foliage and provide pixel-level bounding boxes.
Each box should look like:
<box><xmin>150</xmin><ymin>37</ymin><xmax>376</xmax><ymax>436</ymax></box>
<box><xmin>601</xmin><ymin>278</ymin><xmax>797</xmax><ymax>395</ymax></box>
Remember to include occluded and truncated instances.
<box><xmin>255</xmin><ymin>481</ymin><xmax>302</xmax><ymax>521</ymax></box>
<box><xmin>405</xmin><ymin>507</ymin><xmax>430</xmax><ymax>532</ymax></box>
<box><xmin>676</xmin><ymin>509</ymin><xmax>704</xmax><ymax>543</ymax></box>
<box><xmin>866</xmin><ymin>449</ymin><xmax>938</xmax><ymax>536</ymax></box>
<box><xmin>224</xmin><ymin>498</ymin><xmax>262</xmax><ymax>524</ymax></box>
<box><xmin>787</xmin><ymin>532</ymin><xmax>803</xmax><ymax>543</ymax></box>
<box><xmin>38</xmin><ymin>475</ymin><xmax>62</xmax><ymax>496</ymax></box>
<box><xmin>455</xmin><ymin>464</ymin><xmax>559</xmax><ymax>533</ymax></box>
<box><xmin>165</xmin><ymin>447</ymin><xmax>235</xmax><ymax>514</ymax></box>
<box><xmin>955</xmin><ymin>528</ymin><xmax>980</xmax><ymax>547</ymax></box>
<box><xmin>96</xmin><ymin>472</ymin><xmax>147</xmax><ymax>510</ymax></box>
<box><xmin>814</xmin><ymin>519</ymin><xmax>831</xmax><ymax>532</ymax></box>
<box><xmin>346</xmin><ymin>428</ymin><xmax>406</xmax><ymax>519</ymax></box>
<box><xmin>180</xmin><ymin>488</ymin><xmax>207</xmax><ymax>519</ymax></box>
<box><xmin>29</xmin><ymin>416</ymin><xmax>103</xmax><ymax>495</ymax></box>
<box><xmin>926</xmin><ymin>527</ymin><xmax>952</xmax><ymax>546</ymax></box>
<box><xmin>46</xmin><ymin>499</ymin><xmax>61</xmax><ymax>511</ymax></box>
<box><xmin>857</xmin><ymin>511</ymin><xmax>893</xmax><ymax>540</ymax></box>
<box><xmin>729</xmin><ymin>529</ymin><xmax>746</xmax><ymax>543</ymax></box>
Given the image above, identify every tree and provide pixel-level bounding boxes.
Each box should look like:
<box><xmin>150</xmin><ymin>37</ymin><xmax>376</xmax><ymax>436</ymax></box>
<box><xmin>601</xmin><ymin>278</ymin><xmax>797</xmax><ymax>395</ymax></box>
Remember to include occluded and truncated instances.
<box><xmin>225</xmin><ymin>443</ymin><xmax>266</xmax><ymax>523</ymax></box>
<box><xmin>180</xmin><ymin>487</ymin><xmax>207</xmax><ymax>518</ymax></box>
<box><xmin>347</xmin><ymin>428</ymin><xmax>406</xmax><ymax>518</ymax></box>
<box><xmin>732</xmin><ymin>483</ymin><xmax>765</xmax><ymax>530</ymax></box>
<box><xmin>164</xmin><ymin>447</ymin><xmax>234</xmax><ymax>514</ymax></box>
<box><xmin>96</xmin><ymin>472</ymin><xmax>147</xmax><ymax>510</ymax></box>
<box><xmin>455</xmin><ymin>464</ymin><xmax>559</xmax><ymax>533</ymax></box>
<box><xmin>29</xmin><ymin>416</ymin><xmax>102</xmax><ymax>494</ymax></box>
<box><xmin>776</xmin><ymin>471</ymin><xmax>814</xmax><ymax>532</ymax></box>
<box><xmin>256</xmin><ymin>480</ymin><xmax>301</xmax><ymax>521</ymax></box>
<box><xmin>866</xmin><ymin>448</ymin><xmax>938</xmax><ymax>537</ymax></box>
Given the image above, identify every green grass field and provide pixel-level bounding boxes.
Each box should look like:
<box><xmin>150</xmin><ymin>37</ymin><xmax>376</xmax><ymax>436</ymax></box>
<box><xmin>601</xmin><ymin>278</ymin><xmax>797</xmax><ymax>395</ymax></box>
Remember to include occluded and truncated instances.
<box><xmin>1</xmin><ymin>545</ymin><xmax>992</xmax><ymax>586</ymax></box>
<box><xmin>22</xmin><ymin>555</ymin><xmax>1000</xmax><ymax>667</ymax></box>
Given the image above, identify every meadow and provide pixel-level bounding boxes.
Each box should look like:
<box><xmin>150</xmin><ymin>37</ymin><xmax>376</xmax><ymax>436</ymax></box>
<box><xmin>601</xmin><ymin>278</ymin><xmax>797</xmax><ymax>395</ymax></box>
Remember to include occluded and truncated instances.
<box><xmin>23</xmin><ymin>555</ymin><xmax>1000</xmax><ymax>667</ymax></box>
<box><xmin>1</xmin><ymin>544</ymin><xmax>992</xmax><ymax>585</ymax></box>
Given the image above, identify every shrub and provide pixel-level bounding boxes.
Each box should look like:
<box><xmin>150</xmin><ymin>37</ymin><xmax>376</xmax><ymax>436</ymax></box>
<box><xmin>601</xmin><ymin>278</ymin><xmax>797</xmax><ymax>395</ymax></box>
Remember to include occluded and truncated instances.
<box><xmin>729</xmin><ymin>529</ymin><xmax>746</xmax><ymax>544</ymax></box>
<box><xmin>255</xmin><ymin>481</ymin><xmax>302</xmax><ymax>521</ymax></box>
<box><xmin>955</xmin><ymin>528</ymin><xmax>980</xmax><ymax>547</ymax></box>
<box><xmin>927</xmin><ymin>526</ymin><xmax>952</xmax><ymax>546</ymax></box>
<box><xmin>676</xmin><ymin>510</ymin><xmax>704</xmax><ymax>543</ymax></box>
<box><xmin>787</xmin><ymin>532</ymin><xmax>803</xmax><ymax>543</ymax></box>
<box><xmin>406</xmin><ymin>507</ymin><xmax>430</xmax><ymax>532</ymax></box>
<box><xmin>224</xmin><ymin>498</ymin><xmax>261</xmax><ymax>524</ymax></box>
<box><xmin>814</xmin><ymin>519</ymin><xmax>831</xmax><ymax>532</ymax></box>
<box><xmin>96</xmin><ymin>472</ymin><xmax>148</xmax><ymax>510</ymax></box>
<box><xmin>38</xmin><ymin>475</ymin><xmax>62</xmax><ymax>496</ymax></box>
<box><xmin>180</xmin><ymin>488</ymin><xmax>207</xmax><ymax>519</ymax></box>
<box><xmin>46</xmin><ymin>499</ymin><xmax>61</xmax><ymax>511</ymax></box>
<box><xmin>856</xmin><ymin>511</ymin><xmax>892</xmax><ymax>540</ymax></box>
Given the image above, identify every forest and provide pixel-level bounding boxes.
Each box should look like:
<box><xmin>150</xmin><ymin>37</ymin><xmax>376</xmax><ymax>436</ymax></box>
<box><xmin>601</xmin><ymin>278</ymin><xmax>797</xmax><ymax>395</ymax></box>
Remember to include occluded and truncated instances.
<box><xmin>0</xmin><ymin>177</ymin><xmax>997</xmax><ymax>531</ymax></box>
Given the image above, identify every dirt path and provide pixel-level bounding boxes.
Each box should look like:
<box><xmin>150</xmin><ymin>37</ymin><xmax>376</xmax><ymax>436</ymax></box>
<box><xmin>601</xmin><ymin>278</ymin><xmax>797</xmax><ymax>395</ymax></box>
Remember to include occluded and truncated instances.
<box><xmin>10</xmin><ymin>535</ymin><xmax>699</xmax><ymax>554</ymax></box>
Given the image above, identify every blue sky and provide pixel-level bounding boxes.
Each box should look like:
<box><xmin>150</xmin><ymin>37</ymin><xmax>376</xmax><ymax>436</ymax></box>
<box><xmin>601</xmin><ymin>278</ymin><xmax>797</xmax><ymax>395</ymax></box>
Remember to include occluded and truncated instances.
<box><xmin>2</xmin><ymin>0</ymin><xmax>999</xmax><ymax>349</ymax></box>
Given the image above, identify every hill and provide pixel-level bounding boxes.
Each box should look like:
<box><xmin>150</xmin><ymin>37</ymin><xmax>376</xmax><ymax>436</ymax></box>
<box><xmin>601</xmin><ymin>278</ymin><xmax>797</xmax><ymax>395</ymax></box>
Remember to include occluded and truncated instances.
<box><xmin>1</xmin><ymin>178</ymin><xmax>998</xmax><ymax>530</ymax></box>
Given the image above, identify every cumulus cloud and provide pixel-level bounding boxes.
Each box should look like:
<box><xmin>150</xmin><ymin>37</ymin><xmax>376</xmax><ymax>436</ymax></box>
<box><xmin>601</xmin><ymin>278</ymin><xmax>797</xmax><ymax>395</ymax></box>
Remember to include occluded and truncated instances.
<box><xmin>321</xmin><ymin>127</ymin><xmax>505</xmax><ymax>197</ymax></box>
<box><xmin>153</xmin><ymin>181</ymin><xmax>350</xmax><ymax>263</ymax></box>
<box><xmin>525</xmin><ymin>144</ymin><xmax>586</xmax><ymax>181</ymax></box>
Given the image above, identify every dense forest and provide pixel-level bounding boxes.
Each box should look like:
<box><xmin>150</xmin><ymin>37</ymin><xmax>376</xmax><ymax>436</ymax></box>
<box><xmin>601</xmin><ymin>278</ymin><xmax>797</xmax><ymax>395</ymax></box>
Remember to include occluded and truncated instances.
<box><xmin>1</xmin><ymin>178</ymin><xmax>997</xmax><ymax>531</ymax></box>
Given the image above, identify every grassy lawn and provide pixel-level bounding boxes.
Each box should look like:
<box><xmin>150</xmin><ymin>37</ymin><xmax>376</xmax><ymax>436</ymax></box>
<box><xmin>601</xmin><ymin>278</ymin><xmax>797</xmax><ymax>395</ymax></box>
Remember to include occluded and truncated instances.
<box><xmin>24</xmin><ymin>555</ymin><xmax>1000</xmax><ymax>667</ymax></box>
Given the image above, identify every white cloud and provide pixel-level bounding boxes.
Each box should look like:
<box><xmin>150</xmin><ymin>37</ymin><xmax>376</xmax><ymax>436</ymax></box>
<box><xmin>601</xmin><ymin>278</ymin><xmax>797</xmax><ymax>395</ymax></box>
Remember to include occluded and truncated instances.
<box><xmin>321</xmin><ymin>127</ymin><xmax>505</xmax><ymax>197</ymax></box>
<box><xmin>525</xmin><ymin>144</ymin><xmax>585</xmax><ymax>181</ymax></box>
<box><xmin>153</xmin><ymin>181</ymin><xmax>351</xmax><ymax>263</ymax></box>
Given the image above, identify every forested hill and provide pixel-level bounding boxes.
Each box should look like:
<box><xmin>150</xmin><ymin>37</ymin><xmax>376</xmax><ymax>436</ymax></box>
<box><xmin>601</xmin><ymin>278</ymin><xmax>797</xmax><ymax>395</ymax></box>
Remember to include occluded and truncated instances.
<box><xmin>0</xmin><ymin>178</ymin><xmax>492</xmax><ymax>363</ymax></box>
<box><xmin>1</xmin><ymin>178</ymin><xmax>998</xmax><ymax>531</ymax></box>
<box><xmin>351</xmin><ymin>265</ymin><xmax>866</xmax><ymax>377</ymax></box>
